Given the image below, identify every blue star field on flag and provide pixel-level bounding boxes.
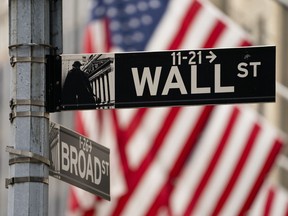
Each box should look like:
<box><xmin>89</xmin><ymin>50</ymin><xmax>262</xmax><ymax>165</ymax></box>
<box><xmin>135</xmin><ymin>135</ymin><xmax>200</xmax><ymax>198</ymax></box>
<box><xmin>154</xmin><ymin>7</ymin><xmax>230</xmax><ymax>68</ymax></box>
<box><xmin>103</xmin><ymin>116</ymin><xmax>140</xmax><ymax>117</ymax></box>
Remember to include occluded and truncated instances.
<box><xmin>90</xmin><ymin>0</ymin><xmax>169</xmax><ymax>51</ymax></box>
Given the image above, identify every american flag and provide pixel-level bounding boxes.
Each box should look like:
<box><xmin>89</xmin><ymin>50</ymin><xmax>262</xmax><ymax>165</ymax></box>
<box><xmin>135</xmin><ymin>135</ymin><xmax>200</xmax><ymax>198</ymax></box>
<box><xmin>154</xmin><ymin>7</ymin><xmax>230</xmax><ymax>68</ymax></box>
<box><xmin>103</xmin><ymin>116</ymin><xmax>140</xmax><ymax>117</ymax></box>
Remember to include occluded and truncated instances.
<box><xmin>249</xmin><ymin>182</ymin><xmax>288</xmax><ymax>216</ymax></box>
<box><xmin>68</xmin><ymin>0</ymin><xmax>285</xmax><ymax>215</ymax></box>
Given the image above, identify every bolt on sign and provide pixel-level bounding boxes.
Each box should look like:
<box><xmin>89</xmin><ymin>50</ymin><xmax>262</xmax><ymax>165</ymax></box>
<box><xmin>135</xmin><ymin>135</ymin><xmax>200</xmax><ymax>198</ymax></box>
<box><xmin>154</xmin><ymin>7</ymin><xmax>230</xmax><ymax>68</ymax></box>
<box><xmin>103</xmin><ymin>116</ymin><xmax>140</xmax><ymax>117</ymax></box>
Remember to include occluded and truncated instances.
<box><xmin>49</xmin><ymin>122</ymin><xmax>110</xmax><ymax>200</ymax></box>
<box><xmin>46</xmin><ymin>46</ymin><xmax>275</xmax><ymax>112</ymax></box>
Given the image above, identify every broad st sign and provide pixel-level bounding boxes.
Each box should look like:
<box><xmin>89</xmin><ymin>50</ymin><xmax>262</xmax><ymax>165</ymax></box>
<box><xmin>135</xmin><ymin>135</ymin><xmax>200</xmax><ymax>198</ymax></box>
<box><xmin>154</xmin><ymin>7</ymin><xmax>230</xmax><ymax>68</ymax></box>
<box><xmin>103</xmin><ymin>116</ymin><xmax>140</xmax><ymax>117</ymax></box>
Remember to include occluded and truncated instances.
<box><xmin>49</xmin><ymin>122</ymin><xmax>110</xmax><ymax>200</ymax></box>
<box><xmin>46</xmin><ymin>46</ymin><xmax>275</xmax><ymax>111</ymax></box>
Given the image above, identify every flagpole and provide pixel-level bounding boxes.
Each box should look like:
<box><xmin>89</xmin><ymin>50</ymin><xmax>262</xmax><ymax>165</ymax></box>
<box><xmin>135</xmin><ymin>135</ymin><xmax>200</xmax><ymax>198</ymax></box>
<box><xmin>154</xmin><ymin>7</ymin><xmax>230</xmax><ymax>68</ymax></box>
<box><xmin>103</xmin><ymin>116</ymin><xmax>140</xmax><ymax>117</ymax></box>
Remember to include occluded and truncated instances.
<box><xmin>8</xmin><ymin>0</ymin><xmax>50</xmax><ymax>215</ymax></box>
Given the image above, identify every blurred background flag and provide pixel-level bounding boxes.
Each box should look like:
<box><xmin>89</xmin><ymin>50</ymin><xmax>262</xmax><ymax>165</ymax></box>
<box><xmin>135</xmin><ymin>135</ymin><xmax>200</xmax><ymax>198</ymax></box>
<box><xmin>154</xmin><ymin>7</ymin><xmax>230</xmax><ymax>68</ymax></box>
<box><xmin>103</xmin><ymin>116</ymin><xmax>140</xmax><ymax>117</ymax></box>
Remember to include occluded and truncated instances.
<box><xmin>83</xmin><ymin>0</ymin><xmax>251</xmax><ymax>53</ymax></box>
<box><xmin>67</xmin><ymin>0</ymin><xmax>286</xmax><ymax>215</ymax></box>
<box><xmin>249</xmin><ymin>182</ymin><xmax>288</xmax><ymax>216</ymax></box>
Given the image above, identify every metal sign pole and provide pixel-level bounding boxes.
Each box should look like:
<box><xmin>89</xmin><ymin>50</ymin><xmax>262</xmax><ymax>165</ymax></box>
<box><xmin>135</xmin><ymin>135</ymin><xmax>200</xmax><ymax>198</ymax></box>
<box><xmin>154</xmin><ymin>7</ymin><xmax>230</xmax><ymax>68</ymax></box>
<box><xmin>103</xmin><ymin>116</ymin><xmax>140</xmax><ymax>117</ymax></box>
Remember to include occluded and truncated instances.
<box><xmin>8</xmin><ymin>0</ymin><xmax>51</xmax><ymax>215</ymax></box>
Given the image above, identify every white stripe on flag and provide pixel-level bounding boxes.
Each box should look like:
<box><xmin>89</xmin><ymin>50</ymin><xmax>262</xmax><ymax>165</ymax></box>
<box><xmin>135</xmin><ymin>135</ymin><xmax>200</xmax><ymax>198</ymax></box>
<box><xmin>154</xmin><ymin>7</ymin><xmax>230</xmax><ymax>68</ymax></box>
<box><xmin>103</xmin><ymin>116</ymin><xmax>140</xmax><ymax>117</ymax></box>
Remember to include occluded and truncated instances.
<box><xmin>79</xmin><ymin>110</ymin><xmax>100</xmax><ymax>141</ymax></box>
<box><xmin>122</xmin><ymin>106</ymin><xmax>204</xmax><ymax>215</ymax></box>
<box><xmin>145</xmin><ymin>0</ymin><xmax>192</xmax><ymax>50</ymax></box>
<box><xmin>95</xmin><ymin>197</ymin><xmax>120</xmax><ymax>216</ymax></box>
<box><xmin>193</xmin><ymin>105</ymin><xmax>256</xmax><ymax>216</ymax></box>
<box><xmin>270</xmin><ymin>186</ymin><xmax>288</xmax><ymax>216</ymax></box>
<box><xmin>179</xmin><ymin>4</ymin><xmax>217</xmax><ymax>49</ymax></box>
<box><xmin>200</xmin><ymin>0</ymin><xmax>252</xmax><ymax>48</ymax></box>
<box><xmin>127</xmin><ymin>107</ymin><xmax>170</xmax><ymax>169</ymax></box>
<box><xmin>214</xmin><ymin>24</ymin><xmax>250</xmax><ymax>47</ymax></box>
<box><xmin>248</xmin><ymin>183</ymin><xmax>267</xmax><ymax>216</ymax></box>
<box><xmin>219</xmin><ymin>116</ymin><xmax>279</xmax><ymax>215</ymax></box>
<box><xmin>249</xmin><ymin>183</ymin><xmax>288</xmax><ymax>216</ymax></box>
<box><xmin>72</xmin><ymin>187</ymin><xmax>96</xmax><ymax>211</ymax></box>
<box><xmin>90</xmin><ymin>20</ymin><xmax>107</xmax><ymax>52</ymax></box>
<box><xmin>115</xmin><ymin>108</ymin><xmax>138</xmax><ymax>130</ymax></box>
<box><xmin>170</xmin><ymin>105</ymin><xmax>235</xmax><ymax>215</ymax></box>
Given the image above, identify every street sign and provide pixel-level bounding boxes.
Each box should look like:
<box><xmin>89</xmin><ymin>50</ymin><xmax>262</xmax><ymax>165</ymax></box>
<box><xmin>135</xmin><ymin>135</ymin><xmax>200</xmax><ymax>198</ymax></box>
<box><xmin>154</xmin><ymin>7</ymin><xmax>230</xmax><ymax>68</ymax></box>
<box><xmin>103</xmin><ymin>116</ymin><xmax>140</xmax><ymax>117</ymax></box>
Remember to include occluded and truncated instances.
<box><xmin>49</xmin><ymin>122</ymin><xmax>110</xmax><ymax>200</ymax></box>
<box><xmin>46</xmin><ymin>46</ymin><xmax>275</xmax><ymax>111</ymax></box>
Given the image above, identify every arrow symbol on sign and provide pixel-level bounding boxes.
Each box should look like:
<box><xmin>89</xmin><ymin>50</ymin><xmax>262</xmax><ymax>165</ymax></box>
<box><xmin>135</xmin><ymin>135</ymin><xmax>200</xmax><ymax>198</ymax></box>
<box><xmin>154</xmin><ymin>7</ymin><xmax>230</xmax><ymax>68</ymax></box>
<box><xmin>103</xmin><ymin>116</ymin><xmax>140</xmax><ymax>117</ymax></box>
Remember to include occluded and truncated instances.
<box><xmin>206</xmin><ymin>51</ymin><xmax>217</xmax><ymax>63</ymax></box>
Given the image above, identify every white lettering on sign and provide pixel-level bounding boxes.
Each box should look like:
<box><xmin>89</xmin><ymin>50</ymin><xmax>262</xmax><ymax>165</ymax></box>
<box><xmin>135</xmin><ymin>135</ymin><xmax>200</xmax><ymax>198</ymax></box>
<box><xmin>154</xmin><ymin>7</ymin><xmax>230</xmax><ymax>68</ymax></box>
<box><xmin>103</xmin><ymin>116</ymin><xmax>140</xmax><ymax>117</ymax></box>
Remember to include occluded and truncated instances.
<box><xmin>191</xmin><ymin>65</ymin><xmax>211</xmax><ymax>94</ymax></box>
<box><xmin>162</xmin><ymin>66</ymin><xmax>187</xmax><ymax>95</ymax></box>
<box><xmin>131</xmin><ymin>64</ymin><xmax>235</xmax><ymax>96</ymax></box>
<box><xmin>237</xmin><ymin>62</ymin><xmax>261</xmax><ymax>78</ymax></box>
<box><xmin>79</xmin><ymin>137</ymin><xmax>92</xmax><ymax>153</ymax></box>
<box><xmin>132</xmin><ymin>67</ymin><xmax>161</xmax><ymax>96</ymax></box>
<box><xmin>214</xmin><ymin>64</ymin><xmax>235</xmax><ymax>93</ymax></box>
<box><xmin>61</xmin><ymin>141</ymin><xmax>109</xmax><ymax>185</ymax></box>
<box><xmin>170</xmin><ymin>51</ymin><xmax>217</xmax><ymax>65</ymax></box>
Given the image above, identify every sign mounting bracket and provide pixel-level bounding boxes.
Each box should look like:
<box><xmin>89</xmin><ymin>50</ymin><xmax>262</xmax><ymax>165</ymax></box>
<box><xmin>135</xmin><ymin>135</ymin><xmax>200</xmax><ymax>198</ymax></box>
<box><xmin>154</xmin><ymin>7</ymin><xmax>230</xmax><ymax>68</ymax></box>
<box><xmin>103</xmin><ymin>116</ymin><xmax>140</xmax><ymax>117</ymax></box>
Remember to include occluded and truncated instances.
<box><xmin>6</xmin><ymin>146</ymin><xmax>51</xmax><ymax>167</ymax></box>
<box><xmin>46</xmin><ymin>55</ymin><xmax>62</xmax><ymax>112</ymax></box>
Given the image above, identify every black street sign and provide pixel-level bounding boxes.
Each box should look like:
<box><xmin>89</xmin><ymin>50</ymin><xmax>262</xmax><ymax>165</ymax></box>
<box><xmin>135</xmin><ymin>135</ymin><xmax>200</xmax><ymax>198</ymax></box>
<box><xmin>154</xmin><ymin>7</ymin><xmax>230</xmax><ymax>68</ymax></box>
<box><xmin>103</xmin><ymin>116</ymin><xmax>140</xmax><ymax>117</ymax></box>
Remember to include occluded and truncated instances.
<box><xmin>49</xmin><ymin>122</ymin><xmax>110</xmax><ymax>200</ymax></box>
<box><xmin>46</xmin><ymin>46</ymin><xmax>275</xmax><ymax>111</ymax></box>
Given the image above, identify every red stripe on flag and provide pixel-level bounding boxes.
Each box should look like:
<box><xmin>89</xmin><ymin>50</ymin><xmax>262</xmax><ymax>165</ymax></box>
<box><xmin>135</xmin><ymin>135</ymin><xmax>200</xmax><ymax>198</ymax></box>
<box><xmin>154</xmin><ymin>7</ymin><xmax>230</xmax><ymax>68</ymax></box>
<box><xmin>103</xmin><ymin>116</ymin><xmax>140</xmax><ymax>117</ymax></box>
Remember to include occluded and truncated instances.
<box><xmin>238</xmin><ymin>139</ymin><xmax>283</xmax><ymax>216</ymax></box>
<box><xmin>75</xmin><ymin>111</ymin><xmax>87</xmax><ymax>135</ymax></box>
<box><xmin>97</xmin><ymin>110</ymin><xmax>104</xmax><ymax>136</ymax></box>
<box><xmin>264</xmin><ymin>187</ymin><xmax>275</xmax><ymax>216</ymax></box>
<box><xmin>285</xmin><ymin>203</ymin><xmax>288</xmax><ymax>216</ymax></box>
<box><xmin>239</xmin><ymin>39</ymin><xmax>252</xmax><ymax>47</ymax></box>
<box><xmin>168</xmin><ymin>0</ymin><xmax>202</xmax><ymax>50</ymax></box>
<box><xmin>83</xmin><ymin>26</ymin><xmax>94</xmax><ymax>53</ymax></box>
<box><xmin>68</xmin><ymin>188</ymin><xmax>81</xmax><ymax>212</ymax></box>
<box><xmin>112</xmin><ymin>107</ymin><xmax>182</xmax><ymax>216</ymax></box>
<box><xmin>203</xmin><ymin>20</ymin><xmax>226</xmax><ymax>48</ymax></box>
<box><xmin>104</xmin><ymin>18</ymin><xmax>112</xmax><ymax>52</ymax></box>
<box><xmin>120</xmin><ymin>108</ymin><xmax>148</xmax><ymax>146</ymax></box>
<box><xmin>168</xmin><ymin>106</ymin><xmax>215</xmax><ymax>179</ymax></box>
<box><xmin>211</xmin><ymin>123</ymin><xmax>261</xmax><ymax>216</ymax></box>
<box><xmin>184</xmin><ymin>106</ymin><xmax>240</xmax><ymax>216</ymax></box>
<box><xmin>83</xmin><ymin>209</ymin><xmax>95</xmax><ymax>216</ymax></box>
<box><xmin>145</xmin><ymin>106</ymin><xmax>215</xmax><ymax>215</ymax></box>
<box><xmin>111</xmin><ymin>110</ymin><xmax>129</xmax><ymax>180</ymax></box>
<box><xmin>68</xmin><ymin>189</ymin><xmax>96</xmax><ymax>216</ymax></box>
<box><xmin>111</xmin><ymin>108</ymin><xmax>148</xmax><ymax>179</ymax></box>
<box><xmin>75</xmin><ymin>111</ymin><xmax>104</xmax><ymax>137</ymax></box>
